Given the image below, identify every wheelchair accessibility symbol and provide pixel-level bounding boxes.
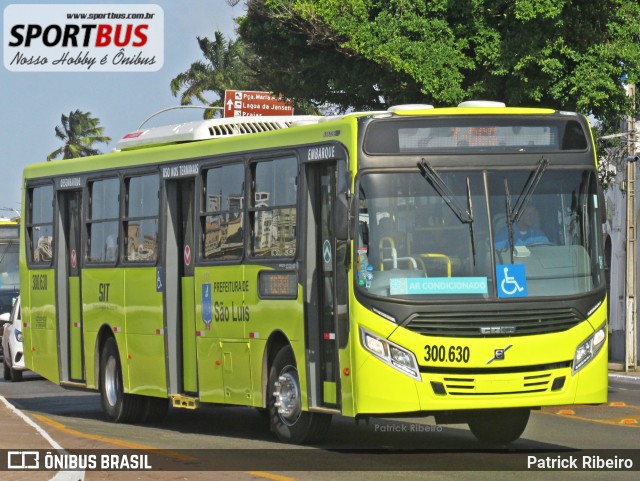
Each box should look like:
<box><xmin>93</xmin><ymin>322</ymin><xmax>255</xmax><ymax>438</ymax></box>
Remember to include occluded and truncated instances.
<box><xmin>496</xmin><ymin>264</ymin><xmax>527</xmax><ymax>298</ymax></box>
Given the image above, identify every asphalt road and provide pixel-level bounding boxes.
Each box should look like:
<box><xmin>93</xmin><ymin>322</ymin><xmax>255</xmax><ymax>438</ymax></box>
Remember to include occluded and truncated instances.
<box><xmin>0</xmin><ymin>373</ymin><xmax>638</xmax><ymax>481</ymax></box>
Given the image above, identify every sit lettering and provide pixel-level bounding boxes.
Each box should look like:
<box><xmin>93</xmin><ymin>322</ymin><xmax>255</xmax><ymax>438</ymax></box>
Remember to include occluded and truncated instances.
<box><xmin>99</xmin><ymin>283</ymin><xmax>110</xmax><ymax>302</ymax></box>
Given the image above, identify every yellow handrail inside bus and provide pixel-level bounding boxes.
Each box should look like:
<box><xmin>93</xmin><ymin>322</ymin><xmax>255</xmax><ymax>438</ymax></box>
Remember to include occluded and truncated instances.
<box><xmin>419</xmin><ymin>253</ymin><xmax>452</xmax><ymax>277</ymax></box>
<box><xmin>379</xmin><ymin>237</ymin><xmax>396</xmax><ymax>270</ymax></box>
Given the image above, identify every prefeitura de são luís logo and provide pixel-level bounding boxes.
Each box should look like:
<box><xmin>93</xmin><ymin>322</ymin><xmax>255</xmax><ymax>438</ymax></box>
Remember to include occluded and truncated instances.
<box><xmin>4</xmin><ymin>4</ymin><xmax>164</xmax><ymax>72</ymax></box>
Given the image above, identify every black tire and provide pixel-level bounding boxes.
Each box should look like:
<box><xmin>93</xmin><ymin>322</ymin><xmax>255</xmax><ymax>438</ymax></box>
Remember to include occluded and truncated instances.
<box><xmin>268</xmin><ymin>346</ymin><xmax>331</xmax><ymax>444</ymax></box>
<box><xmin>3</xmin><ymin>360</ymin><xmax>10</xmax><ymax>381</ymax></box>
<box><xmin>9</xmin><ymin>366</ymin><xmax>23</xmax><ymax>382</ymax></box>
<box><xmin>468</xmin><ymin>408</ymin><xmax>530</xmax><ymax>444</ymax></box>
<box><xmin>254</xmin><ymin>407</ymin><xmax>271</xmax><ymax>428</ymax></box>
<box><xmin>4</xmin><ymin>350</ymin><xmax>22</xmax><ymax>382</ymax></box>
<box><xmin>99</xmin><ymin>337</ymin><xmax>144</xmax><ymax>423</ymax></box>
<box><xmin>141</xmin><ymin>396</ymin><xmax>169</xmax><ymax>423</ymax></box>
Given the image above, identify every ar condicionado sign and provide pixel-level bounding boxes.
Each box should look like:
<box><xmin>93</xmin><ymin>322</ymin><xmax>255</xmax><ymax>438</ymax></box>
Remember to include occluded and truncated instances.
<box><xmin>224</xmin><ymin>90</ymin><xmax>294</xmax><ymax>117</ymax></box>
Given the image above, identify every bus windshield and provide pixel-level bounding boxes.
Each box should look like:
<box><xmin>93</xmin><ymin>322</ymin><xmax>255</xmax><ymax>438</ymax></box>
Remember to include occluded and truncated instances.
<box><xmin>355</xmin><ymin>168</ymin><xmax>603</xmax><ymax>300</ymax></box>
<box><xmin>0</xmin><ymin>241</ymin><xmax>19</xmax><ymax>314</ymax></box>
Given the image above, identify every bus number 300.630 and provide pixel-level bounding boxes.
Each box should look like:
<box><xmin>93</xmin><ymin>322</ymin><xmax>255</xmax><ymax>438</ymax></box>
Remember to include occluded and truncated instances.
<box><xmin>424</xmin><ymin>345</ymin><xmax>470</xmax><ymax>363</ymax></box>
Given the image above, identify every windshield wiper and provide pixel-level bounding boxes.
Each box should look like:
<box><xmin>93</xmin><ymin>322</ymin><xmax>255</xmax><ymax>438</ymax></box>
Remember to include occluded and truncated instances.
<box><xmin>418</xmin><ymin>160</ymin><xmax>472</xmax><ymax>223</ymax></box>
<box><xmin>511</xmin><ymin>157</ymin><xmax>549</xmax><ymax>223</ymax></box>
<box><xmin>503</xmin><ymin>157</ymin><xmax>549</xmax><ymax>263</ymax></box>
<box><xmin>504</xmin><ymin>178</ymin><xmax>516</xmax><ymax>263</ymax></box>
<box><xmin>417</xmin><ymin>160</ymin><xmax>476</xmax><ymax>265</ymax></box>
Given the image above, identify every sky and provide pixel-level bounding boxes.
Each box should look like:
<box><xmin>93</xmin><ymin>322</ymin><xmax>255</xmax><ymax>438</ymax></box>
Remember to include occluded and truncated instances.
<box><xmin>0</xmin><ymin>0</ymin><xmax>242</xmax><ymax>215</ymax></box>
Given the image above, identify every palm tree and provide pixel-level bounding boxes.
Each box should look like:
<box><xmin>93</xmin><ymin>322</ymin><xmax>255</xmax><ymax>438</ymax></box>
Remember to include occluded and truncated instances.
<box><xmin>47</xmin><ymin>110</ymin><xmax>111</xmax><ymax>161</ymax></box>
<box><xmin>170</xmin><ymin>31</ymin><xmax>257</xmax><ymax>119</ymax></box>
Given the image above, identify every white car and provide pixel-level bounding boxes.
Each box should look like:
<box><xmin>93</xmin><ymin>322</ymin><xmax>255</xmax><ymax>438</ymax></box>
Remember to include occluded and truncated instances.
<box><xmin>1</xmin><ymin>296</ymin><xmax>24</xmax><ymax>382</ymax></box>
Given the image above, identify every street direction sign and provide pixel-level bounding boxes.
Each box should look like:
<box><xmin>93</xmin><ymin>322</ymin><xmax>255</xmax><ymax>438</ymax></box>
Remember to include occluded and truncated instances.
<box><xmin>224</xmin><ymin>90</ymin><xmax>294</xmax><ymax>117</ymax></box>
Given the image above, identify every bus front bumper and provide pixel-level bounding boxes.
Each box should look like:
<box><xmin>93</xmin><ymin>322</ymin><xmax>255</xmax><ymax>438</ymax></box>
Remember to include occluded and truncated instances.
<box><xmin>352</xmin><ymin>334</ymin><xmax>608</xmax><ymax>416</ymax></box>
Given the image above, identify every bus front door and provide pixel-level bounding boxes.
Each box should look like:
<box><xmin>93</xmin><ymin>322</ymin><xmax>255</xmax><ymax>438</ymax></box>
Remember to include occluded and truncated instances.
<box><xmin>163</xmin><ymin>178</ymin><xmax>198</xmax><ymax>397</ymax></box>
<box><xmin>305</xmin><ymin>160</ymin><xmax>348</xmax><ymax>411</ymax></box>
<box><xmin>56</xmin><ymin>189</ymin><xmax>85</xmax><ymax>383</ymax></box>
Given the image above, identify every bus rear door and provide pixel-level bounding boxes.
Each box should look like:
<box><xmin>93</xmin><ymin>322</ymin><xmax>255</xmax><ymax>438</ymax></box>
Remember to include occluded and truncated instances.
<box><xmin>163</xmin><ymin>177</ymin><xmax>198</xmax><ymax>398</ymax></box>
<box><xmin>56</xmin><ymin>188</ymin><xmax>85</xmax><ymax>383</ymax></box>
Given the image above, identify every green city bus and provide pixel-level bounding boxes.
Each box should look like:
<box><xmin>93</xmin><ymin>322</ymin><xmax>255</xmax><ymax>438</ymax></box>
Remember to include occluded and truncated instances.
<box><xmin>21</xmin><ymin>102</ymin><xmax>607</xmax><ymax>444</ymax></box>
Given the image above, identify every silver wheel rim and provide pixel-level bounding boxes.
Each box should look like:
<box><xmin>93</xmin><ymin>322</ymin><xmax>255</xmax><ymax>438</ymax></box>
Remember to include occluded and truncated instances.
<box><xmin>104</xmin><ymin>356</ymin><xmax>119</xmax><ymax>407</ymax></box>
<box><xmin>273</xmin><ymin>365</ymin><xmax>301</xmax><ymax>425</ymax></box>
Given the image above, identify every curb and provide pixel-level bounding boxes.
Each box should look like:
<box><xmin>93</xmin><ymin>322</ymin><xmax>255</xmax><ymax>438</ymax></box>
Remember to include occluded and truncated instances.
<box><xmin>608</xmin><ymin>373</ymin><xmax>640</xmax><ymax>385</ymax></box>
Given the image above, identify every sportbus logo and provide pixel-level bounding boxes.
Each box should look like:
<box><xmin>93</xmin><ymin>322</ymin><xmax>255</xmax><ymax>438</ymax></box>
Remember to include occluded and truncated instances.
<box><xmin>3</xmin><ymin>4</ymin><xmax>163</xmax><ymax>72</ymax></box>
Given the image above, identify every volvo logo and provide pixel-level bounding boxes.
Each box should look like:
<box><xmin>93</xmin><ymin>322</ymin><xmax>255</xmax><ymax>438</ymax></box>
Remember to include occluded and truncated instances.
<box><xmin>480</xmin><ymin>326</ymin><xmax>516</xmax><ymax>335</ymax></box>
<box><xmin>486</xmin><ymin>344</ymin><xmax>512</xmax><ymax>364</ymax></box>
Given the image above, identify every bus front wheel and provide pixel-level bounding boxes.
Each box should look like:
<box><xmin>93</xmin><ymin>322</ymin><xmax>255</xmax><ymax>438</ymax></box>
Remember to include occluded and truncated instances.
<box><xmin>268</xmin><ymin>346</ymin><xmax>331</xmax><ymax>444</ymax></box>
<box><xmin>99</xmin><ymin>337</ymin><xmax>144</xmax><ymax>423</ymax></box>
<box><xmin>468</xmin><ymin>408</ymin><xmax>530</xmax><ymax>444</ymax></box>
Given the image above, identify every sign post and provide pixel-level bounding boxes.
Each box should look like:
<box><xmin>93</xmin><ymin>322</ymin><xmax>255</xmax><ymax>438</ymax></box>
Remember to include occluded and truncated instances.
<box><xmin>625</xmin><ymin>83</ymin><xmax>637</xmax><ymax>372</ymax></box>
<box><xmin>224</xmin><ymin>90</ymin><xmax>294</xmax><ymax>117</ymax></box>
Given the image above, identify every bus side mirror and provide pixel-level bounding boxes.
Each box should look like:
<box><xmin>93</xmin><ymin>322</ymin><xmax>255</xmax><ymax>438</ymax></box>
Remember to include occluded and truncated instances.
<box><xmin>334</xmin><ymin>192</ymin><xmax>353</xmax><ymax>241</ymax></box>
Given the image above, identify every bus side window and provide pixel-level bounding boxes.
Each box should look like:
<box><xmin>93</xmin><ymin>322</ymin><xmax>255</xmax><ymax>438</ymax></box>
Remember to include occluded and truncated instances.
<box><xmin>202</xmin><ymin>163</ymin><xmax>244</xmax><ymax>260</ymax></box>
<box><xmin>28</xmin><ymin>185</ymin><xmax>54</xmax><ymax>265</ymax></box>
<box><xmin>34</xmin><ymin>235</ymin><xmax>53</xmax><ymax>263</ymax></box>
<box><xmin>250</xmin><ymin>156</ymin><xmax>297</xmax><ymax>258</ymax></box>
<box><xmin>104</xmin><ymin>235</ymin><xmax>117</xmax><ymax>262</ymax></box>
<box><xmin>124</xmin><ymin>173</ymin><xmax>159</xmax><ymax>263</ymax></box>
<box><xmin>87</xmin><ymin>178</ymin><xmax>120</xmax><ymax>264</ymax></box>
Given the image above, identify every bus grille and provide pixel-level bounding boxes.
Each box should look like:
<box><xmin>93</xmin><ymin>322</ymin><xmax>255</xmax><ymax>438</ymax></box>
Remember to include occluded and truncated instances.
<box><xmin>422</xmin><ymin>362</ymin><xmax>571</xmax><ymax>396</ymax></box>
<box><xmin>404</xmin><ymin>307</ymin><xmax>582</xmax><ymax>337</ymax></box>
<box><xmin>439</xmin><ymin>373</ymin><xmax>553</xmax><ymax>396</ymax></box>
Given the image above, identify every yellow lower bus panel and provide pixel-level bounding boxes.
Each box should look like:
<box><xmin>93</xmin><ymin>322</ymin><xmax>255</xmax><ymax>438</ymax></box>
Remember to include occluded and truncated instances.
<box><xmin>350</xmin><ymin>296</ymin><xmax>607</xmax><ymax>447</ymax></box>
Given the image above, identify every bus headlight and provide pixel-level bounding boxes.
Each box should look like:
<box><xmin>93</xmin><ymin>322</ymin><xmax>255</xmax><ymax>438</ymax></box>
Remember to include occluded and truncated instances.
<box><xmin>572</xmin><ymin>323</ymin><xmax>606</xmax><ymax>375</ymax></box>
<box><xmin>360</xmin><ymin>327</ymin><xmax>421</xmax><ymax>381</ymax></box>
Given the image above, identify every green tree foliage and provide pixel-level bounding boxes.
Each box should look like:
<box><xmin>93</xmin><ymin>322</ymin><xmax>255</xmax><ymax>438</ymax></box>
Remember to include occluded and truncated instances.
<box><xmin>236</xmin><ymin>0</ymin><xmax>640</xmax><ymax>122</ymax></box>
<box><xmin>170</xmin><ymin>31</ymin><xmax>259</xmax><ymax>118</ymax></box>
<box><xmin>47</xmin><ymin>110</ymin><xmax>111</xmax><ymax>161</ymax></box>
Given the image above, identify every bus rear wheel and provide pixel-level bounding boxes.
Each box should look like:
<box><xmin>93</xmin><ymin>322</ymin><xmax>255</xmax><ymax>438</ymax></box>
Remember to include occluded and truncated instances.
<box><xmin>468</xmin><ymin>408</ymin><xmax>530</xmax><ymax>444</ymax></box>
<box><xmin>141</xmin><ymin>396</ymin><xmax>169</xmax><ymax>423</ymax></box>
<box><xmin>99</xmin><ymin>337</ymin><xmax>144</xmax><ymax>423</ymax></box>
<box><xmin>268</xmin><ymin>346</ymin><xmax>331</xmax><ymax>444</ymax></box>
